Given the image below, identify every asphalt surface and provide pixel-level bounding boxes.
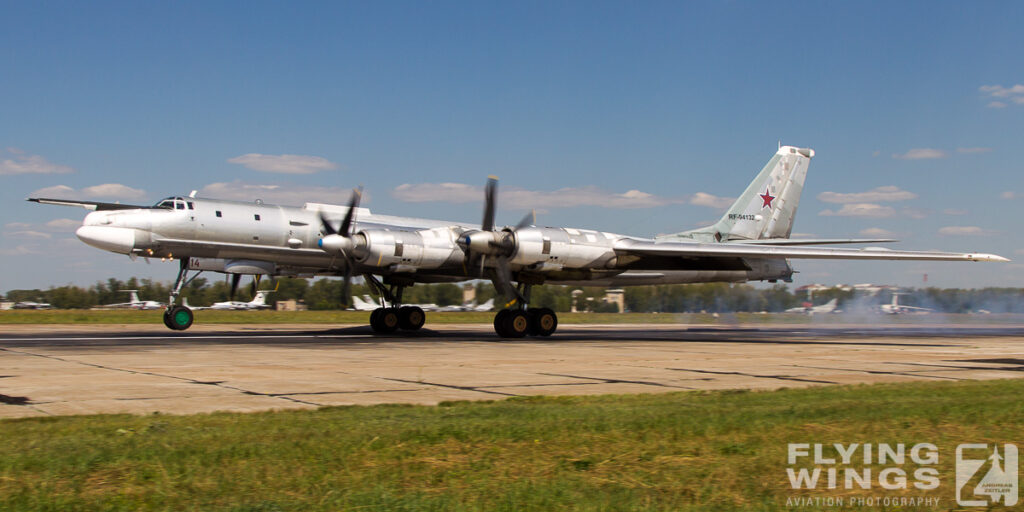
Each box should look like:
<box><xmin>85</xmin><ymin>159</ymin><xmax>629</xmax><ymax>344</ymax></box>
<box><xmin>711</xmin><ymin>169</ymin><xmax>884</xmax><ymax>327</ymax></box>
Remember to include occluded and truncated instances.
<box><xmin>2</xmin><ymin>323</ymin><xmax>1023</xmax><ymax>418</ymax></box>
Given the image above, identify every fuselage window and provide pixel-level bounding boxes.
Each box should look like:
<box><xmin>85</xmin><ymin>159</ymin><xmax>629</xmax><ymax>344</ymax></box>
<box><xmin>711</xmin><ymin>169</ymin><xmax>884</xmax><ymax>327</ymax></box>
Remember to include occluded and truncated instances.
<box><xmin>215</xmin><ymin>211</ymin><xmax>222</xmax><ymax>218</ymax></box>
<box><xmin>187</xmin><ymin>202</ymin><xmax>195</xmax><ymax>210</ymax></box>
<box><xmin>254</xmin><ymin>214</ymin><xmax>261</xmax><ymax>221</ymax></box>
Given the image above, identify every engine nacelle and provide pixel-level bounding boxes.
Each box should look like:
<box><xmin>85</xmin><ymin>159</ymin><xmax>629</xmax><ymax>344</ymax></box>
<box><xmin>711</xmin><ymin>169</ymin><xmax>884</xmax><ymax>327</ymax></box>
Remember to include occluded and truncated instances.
<box><xmin>354</xmin><ymin>227</ymin><xmax>463</xmax><ymax>270</ymax></box>
<box><xmin>510</xmin><ymin>227</ymin><xmax>618</xmax><ymax>269</ymax></box>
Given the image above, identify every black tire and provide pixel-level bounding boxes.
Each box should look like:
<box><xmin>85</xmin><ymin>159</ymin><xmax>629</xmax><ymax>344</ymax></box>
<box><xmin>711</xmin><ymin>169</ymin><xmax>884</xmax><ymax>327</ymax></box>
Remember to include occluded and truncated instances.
<box><xmin>493</xmin><ymin>309</ymin><xmax>511</xmax><ymax>337</ymax></box>
<box><xmin>373</xmin><ymin>308</ymin><xmax>400</xmax><ymax>334</ymax></box>
<box><xmin>526</xmin><ymin>308</ymin><xmax>542</xmax><ymax>336</ymax></box>
<box><xmin>504</xmin><ymin>310</ymin><xmax>529</xmax><ymax>338</ymax></box>
<box><xmin>535</xmin><ymin>308</ymin><xmax>558</xmax><ymax>336</ymax></box>
<box><xmin>370</xmin><ymin>307</ymin><xmax>383</xmax><ymax>331</ymax></box>
<box><xmin>165</xmin><ymin>306</ymin><xmax>193</xmax><ymax>331</ymax></box>
<box><xmin>398</xmin><ymin>306</ymin><xmax>425</xmax><ymax>331</ymax></box>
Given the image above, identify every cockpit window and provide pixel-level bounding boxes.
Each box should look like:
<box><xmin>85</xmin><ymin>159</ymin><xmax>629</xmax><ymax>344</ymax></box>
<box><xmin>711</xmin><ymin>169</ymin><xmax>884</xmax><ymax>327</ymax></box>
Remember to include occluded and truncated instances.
<box><xmin>187</xmin><ymin>202</ymin><xmax>195</xmax><ymax>210</ymax></box>
<box><xmin>154</xmin><ymin>197</ymin><xmax>175</xmax><ymax>209</ymax></box>
<box><xmin>175</xmin><ymin>200</ymin><xmax>185</xmax><ymax>210</ymax></box>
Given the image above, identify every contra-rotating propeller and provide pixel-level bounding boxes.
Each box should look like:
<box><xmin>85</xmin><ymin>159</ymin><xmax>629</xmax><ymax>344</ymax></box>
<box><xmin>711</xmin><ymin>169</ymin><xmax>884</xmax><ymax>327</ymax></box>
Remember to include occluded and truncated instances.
<box><xmin>456</xmin><ymin>176</ymin><xmax>534</xmax><ymax>303</ymax></box>
<box><xmin>317</xmin><ymin>187</ymin><xmax>363</xmax><ymax>307</ymax></box>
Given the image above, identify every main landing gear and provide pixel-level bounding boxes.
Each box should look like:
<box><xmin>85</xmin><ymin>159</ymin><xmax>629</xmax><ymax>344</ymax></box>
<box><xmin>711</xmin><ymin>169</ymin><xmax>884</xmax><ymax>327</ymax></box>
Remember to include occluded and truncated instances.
<box><xmin>163</xmin><ymin>259</ymin><xmax>200</xmax><ymax>331</ymax></box>
<box><xmin>491</xmin><ymin>283</ymin><xmax>558</xmax><ymax>338</ymax></box>
<box><xmin>364</xmin><ymin>275</ymin><xmax>425</xmax><ymax>334</ymax></box>
<box><xmin>493</xmin><ymin>307</ymin><xmax>557</xmax><ymax>338</ymax></box>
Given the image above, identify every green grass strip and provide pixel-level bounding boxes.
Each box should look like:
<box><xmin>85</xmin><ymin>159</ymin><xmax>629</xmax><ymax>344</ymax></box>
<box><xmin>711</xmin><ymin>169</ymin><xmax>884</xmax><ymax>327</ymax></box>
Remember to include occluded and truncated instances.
<box><xmin>2</xmin><ymin>379</ymin><xmax>1022</xmax><ymax>510</ymax></box>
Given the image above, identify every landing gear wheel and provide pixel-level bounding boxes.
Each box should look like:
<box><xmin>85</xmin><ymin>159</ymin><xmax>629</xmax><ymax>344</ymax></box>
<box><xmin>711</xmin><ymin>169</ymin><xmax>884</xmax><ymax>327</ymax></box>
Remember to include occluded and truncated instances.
<box><xmin>494</xmin><ymin>309</ymin><xmax>529</xmax><ymax>338</ymax></box>
<box><xmin>494</xmin><ymin>309</ymin><xmax>511</xmax><ymax>337</ymax></box>
<box><xmin>371</xmin><ymin>307</ymin><xmax>399</xmax><ymax>333</ymax></box>
<box><xmin>398</xmin><ymin>306</ymin><xmax>425</xmax><ymax>331</ymax></box>
<box><xmin>506</xmin><ymin>310</ymin><xmax>529</xmax><ymax>338</ymax></box>
<box><xmin>528</xmin><ymin>307</ymin><xmax>557</xmax><ymax>336</ymax></box>
<box><xmin>164</xmin><ymin>306</ymin><xmax>193</xmax><ymax>331</ymax></box>
<box><xmin>535</xmin><ymin>308</ymin><xmax>557</xmax><ymax>336</ymax></box>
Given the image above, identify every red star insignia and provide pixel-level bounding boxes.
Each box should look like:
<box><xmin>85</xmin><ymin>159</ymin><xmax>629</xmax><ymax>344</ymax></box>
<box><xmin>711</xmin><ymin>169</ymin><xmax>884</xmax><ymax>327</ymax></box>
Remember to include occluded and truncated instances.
<box><xmin>759</xmin><ymin>186</ymin><xmax>775</xmax><ymax>209</ymax></box>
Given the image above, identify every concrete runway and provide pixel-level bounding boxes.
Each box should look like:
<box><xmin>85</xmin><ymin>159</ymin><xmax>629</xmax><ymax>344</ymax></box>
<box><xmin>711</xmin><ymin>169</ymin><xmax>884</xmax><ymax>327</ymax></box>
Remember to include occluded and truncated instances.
<box><xmin>2</xmin><ymin>323</ymin><xmax>1024</xmax><ymax>418</ymax></box>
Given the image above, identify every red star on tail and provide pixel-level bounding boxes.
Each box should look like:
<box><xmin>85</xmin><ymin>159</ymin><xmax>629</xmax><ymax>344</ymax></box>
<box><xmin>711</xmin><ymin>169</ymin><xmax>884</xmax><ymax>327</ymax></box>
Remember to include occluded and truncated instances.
<box><xmin>760</xmin><ymin>186</ymin><xmax>775</xmax><ymax>209</ymax></box>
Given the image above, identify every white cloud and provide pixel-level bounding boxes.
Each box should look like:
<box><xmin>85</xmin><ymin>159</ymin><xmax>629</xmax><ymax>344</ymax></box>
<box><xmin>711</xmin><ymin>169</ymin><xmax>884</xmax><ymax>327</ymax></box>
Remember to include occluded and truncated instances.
<box><xmin>392</xmin><ymin>182</ymin><xmax>685</xmax><ymax>209</ymax></box>
<box><xmin>392</xmin><ymin>183</ymin><xmax>481</xmax><ymax>203</ymax></box>
<box><xmin>859</xmin><ymin>227</ymin><xmax>896</xmax><ymax>238</ymax></box>
<box><xmin>956</xmin><ymin>147</ymin><xmax>992</xmax><ymax>154</ymax></box>
<box><xmin>30</xmin><ymin>183</ymin><xmax>146</xmax><ymax>200</ymax></box>
<box><xmin>30</xmin><ymin>185</ymin><xmax>76</xmax><ymax>198</ymax></box>
<box><xmin>938</xmin><ymin>226</ymin><xmax>992</xmax><ymax>236</ymax></box>
<box><xmin>819</xmin><ymin>203</ymin><xmax>897</xmax><ymax>218</ymax></box>
<box><xmin>980</xmin><ymin>84</ymin><xmax>1024</xmax><ymax>97</ymax></box>
<box><xmin>82</xmin><ymin>183</ymin><xmax>146</xmax><ymax>199</ymax></box>
<box><xmin>817</xmin><ymin>186</ymin><xmax>917</xmax><ymax>204</ymax></box>
<box><xmin>44</xmin><ymin>218</ymin><xmax>81</xmax><ymax>231</ymax></box>
<box><xmin>0</xmin><ymin>148</ymin><xmax>74</xmax><ymax>175</ymax></box>
<box><xmin>4</xmin><ymin>230</ymin><xmax>51</xmax><ymax>239</ymax></box>
<box><xmin>4</xmin><ymin>222</ymin><xmax>32</xmax><ymax>230</ymax></box>
<box><xmin>0</xmin><ymin>245</ymin><xmax>38</xmax><ymax>256</ymax></box>
<box><xmin>1001</xmin><ymin>191</ymin><xmax>1017</xmax><ymax>200</ymax></box>
<box><xmin>199</xmin><ymin>181</ymin><xmax>361</xmax><ymax>207</ymax></box>
<box><xmin>689</xmin><ymin>192</ymin><xmax>735</xmax><ymax>210</ymax></box>
<box><xmin>892</xmin><ymin>148</ymin><xmax>948</xmax><ymax>160</ymax></box>
<box><xmin>227</xmin><ymin>153</ymin><xmax>338</xmax><ymax>174</ymax></box>
<box><xmin>980</xmin><ymin>85</ymin><xmax>1024</xmax><ymax>107</ymax></box>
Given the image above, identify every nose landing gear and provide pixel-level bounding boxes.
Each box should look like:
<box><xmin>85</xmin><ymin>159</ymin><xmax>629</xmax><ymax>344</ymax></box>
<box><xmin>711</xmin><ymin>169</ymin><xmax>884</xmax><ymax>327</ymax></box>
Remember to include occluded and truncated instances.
<box><xmin>163</xmin><ymin>259</ymin><xmax>201</xmax><ymax>331</ymax></box>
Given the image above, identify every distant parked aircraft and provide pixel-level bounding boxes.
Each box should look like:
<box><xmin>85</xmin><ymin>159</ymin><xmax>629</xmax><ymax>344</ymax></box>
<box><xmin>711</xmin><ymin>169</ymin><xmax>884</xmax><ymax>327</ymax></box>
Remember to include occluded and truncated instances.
<box><xmin>784</xmin><ymin>298</ymin><xmax>839</xmax><ymax>314</ymax></box>
<box><xmin>193</xmin><ymin>290</ymin><xmax>275</xmax><ymax>311</ymax></box>
<box><xmin>93</xmin><ymin>290</ymin><xmax>165</xmax><ymax>310</ymax></box>
<box><xmin>13</xmin><ymin>301</ymin><xmax>53</xmax><ymax>310</ymax></box>
<box><xmin>879</xmin><ymin>293</ymin><xmax>932</xmax><ymax>314</ymax></box>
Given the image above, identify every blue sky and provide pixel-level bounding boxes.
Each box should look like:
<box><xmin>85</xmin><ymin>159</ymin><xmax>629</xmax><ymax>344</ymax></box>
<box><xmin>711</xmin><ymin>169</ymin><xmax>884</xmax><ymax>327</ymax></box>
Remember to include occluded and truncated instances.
<box><xmin>2</xmin><ymin>1</ymin><xmax>1022</xmax><ymax>292</ymax></box>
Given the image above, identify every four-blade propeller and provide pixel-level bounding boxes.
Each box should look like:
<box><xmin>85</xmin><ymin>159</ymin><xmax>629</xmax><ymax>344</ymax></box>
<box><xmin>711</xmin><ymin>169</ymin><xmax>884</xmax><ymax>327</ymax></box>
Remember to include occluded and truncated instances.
<box><xmin>317</xmin><ymin>187</ymin><xmax>363</xmax><ymax>307</ymax></box>
<box><xmin>456</xmin><ymin>176</ymin><xmax>534</xmax><ymax>303</ymax></box>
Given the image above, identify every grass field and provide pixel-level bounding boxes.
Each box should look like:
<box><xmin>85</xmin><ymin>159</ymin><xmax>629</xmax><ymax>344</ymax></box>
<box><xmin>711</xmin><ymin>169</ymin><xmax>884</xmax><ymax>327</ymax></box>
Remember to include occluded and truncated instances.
<box><xmin>2</xmin><ymin>379</ymin><xmax>1022</xmax><ymax>511</ymax></box>
<box><xmin>2</xmin><ymin>308</ymin><xmax>1020</xmax><ymax>325</ymax></box>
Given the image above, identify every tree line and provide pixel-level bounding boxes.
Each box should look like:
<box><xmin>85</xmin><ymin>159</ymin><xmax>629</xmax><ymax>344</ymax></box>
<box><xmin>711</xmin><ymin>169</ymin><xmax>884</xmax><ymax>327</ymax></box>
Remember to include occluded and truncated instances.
<box><xmin>4</xmin><ymin>277</ymin><xmax>1024</xmax><ymax>313</ymax></box>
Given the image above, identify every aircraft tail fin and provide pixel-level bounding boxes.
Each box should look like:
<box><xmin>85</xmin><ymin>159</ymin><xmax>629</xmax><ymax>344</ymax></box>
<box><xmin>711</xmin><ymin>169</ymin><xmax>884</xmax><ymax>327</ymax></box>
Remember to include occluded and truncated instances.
<box><xmin>658</xmin><ymin>145</ymin><xmax>814</xmax><ymax>243</ymax></box>
<box><xmin>121</xmin><ymin>289</ymin><xmax>141</xmax><ymax>304</ymax></box>
<box><xmin>250</xmin><ymin>290</ymin><xmax>273</xmax><ymax>306</ymax></box>
<box><xmin>352</xmin><ymin>296</ymin><xmax>375</xmax><ymax>311</ymax></box>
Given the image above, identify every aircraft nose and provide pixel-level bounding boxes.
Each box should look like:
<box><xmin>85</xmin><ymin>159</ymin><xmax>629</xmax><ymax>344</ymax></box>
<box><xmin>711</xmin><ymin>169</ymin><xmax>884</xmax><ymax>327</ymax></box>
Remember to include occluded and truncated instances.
<box><xmin>76</xmin><ymin>226</ymin><xmax>136</xmax><ymax>254</ymax></box>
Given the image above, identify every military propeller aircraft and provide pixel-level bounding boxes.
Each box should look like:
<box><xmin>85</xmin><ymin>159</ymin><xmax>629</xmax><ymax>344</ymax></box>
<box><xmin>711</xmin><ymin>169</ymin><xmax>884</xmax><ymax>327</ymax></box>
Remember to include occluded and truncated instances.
<box><xmin>29</xmin><ymin>145</ymin><xmax>1008</xmax><ymax>337</ymax></box>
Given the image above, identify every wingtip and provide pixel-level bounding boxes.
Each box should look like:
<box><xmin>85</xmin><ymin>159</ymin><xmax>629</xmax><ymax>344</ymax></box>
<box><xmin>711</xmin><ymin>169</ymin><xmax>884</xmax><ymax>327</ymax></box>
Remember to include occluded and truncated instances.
<box><xmin>970</xmin><ymin>253</ymin><xmax>1011</xmax><ymax>262</ymax></box>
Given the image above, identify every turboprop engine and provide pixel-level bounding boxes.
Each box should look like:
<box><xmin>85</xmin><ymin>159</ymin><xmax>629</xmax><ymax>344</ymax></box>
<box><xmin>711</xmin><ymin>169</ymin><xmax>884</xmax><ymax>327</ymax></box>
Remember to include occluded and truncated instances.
<box><xmin>321</xmin><ymin>227</ymin><xmax>464</xmax><ymax>270</ymax></box>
